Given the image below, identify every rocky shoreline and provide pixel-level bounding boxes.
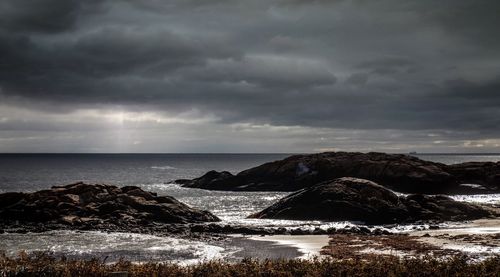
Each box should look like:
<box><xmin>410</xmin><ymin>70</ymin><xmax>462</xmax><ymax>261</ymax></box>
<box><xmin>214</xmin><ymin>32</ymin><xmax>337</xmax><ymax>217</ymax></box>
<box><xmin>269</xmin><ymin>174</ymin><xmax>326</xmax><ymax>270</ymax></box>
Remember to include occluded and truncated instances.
<box><xmin>0</xmin><ymin>180</ymin><xmax>496</xmax><ymax>237</ymax></box>
<box><xmin>0</xmin><ymin>181</ymin><xmax>400</xmax><ymax>237</ymax></box>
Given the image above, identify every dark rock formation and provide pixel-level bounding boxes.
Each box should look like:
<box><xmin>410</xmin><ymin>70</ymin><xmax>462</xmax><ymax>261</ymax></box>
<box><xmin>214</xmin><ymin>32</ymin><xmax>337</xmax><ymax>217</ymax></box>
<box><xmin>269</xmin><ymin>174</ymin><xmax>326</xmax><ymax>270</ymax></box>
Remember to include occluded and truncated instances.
<box><xmin>176</xmin><ymin>152</ymin><xmax>500</xmax><ymax>194</ymax></box>
<box><xmin>448</xmin><ymin>161</ymin><xmax>500</xmax><ymax>192</ymax></box>
<box><xmin>0</xmin><ymin>182</ymin><xmax>219</xmax><ymax>230</ymax></box>
<box><xmin>176</xmin><ymin>170</ymin><xmax>235</xmax><ymax>189</ymax></box>
<box><xmin>249</xmin><ymin>177</ymin><xmax>495</xmax><ymax>224</ymax></box>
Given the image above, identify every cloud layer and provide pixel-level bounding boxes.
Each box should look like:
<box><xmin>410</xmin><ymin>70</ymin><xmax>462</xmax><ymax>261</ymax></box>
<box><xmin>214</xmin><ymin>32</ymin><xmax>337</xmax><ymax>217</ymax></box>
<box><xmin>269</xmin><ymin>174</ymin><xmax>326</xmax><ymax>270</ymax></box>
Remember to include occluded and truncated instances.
<box><xmin>0</xmin><ymin>0</ymin><xmax>499</xmax><ymax>152</ymax></box>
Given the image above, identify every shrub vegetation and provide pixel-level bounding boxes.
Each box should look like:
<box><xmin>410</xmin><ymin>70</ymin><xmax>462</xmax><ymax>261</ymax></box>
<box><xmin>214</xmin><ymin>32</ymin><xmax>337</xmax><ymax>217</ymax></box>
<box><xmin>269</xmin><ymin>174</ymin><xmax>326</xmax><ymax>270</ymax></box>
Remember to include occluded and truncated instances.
<box><xmin>1</xmin><ymin>252</ymin><xmax>499</xmax><ymax>277</ymax></box>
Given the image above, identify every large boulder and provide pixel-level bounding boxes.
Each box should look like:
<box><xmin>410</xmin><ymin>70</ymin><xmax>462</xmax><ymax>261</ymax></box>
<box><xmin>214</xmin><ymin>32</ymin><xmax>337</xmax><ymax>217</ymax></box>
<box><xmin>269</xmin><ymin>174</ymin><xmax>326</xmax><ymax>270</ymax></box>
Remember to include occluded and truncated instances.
<box><xmin>249</xmin><ymin>177</ymin><xmax>494</xmax><ymax>224</ymax></box>
<box><xmin>175</xmin><ymin>152</ymin><xmax>500</xmax><ymax>194</ymax></box>
<box><xmin>0</xmin><ymin>182</ymin><xmax>219</xmax><ymax>229</ymax></box>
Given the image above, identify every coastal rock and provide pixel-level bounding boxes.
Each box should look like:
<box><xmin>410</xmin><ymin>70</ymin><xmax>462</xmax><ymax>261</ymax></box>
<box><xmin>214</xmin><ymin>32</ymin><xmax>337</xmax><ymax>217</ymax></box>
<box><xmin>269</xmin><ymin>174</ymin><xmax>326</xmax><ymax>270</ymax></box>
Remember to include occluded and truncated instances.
<box><xmin>176</xmin><ymin>152</ymin><xmax>500</xmax><ymax>194</ymax></box>
<box><xmin>175</xmin><ymin>170</ymin><xmax>234</xmax><ymax>189</ymax></box>
<box><xmin>249</xmin><ymin>177</ymin><xmax>494</xmax><ymax>224</ymax></box>
<box><xmin>0</xmin><ymin>182</ymin><xmax>220</xmax><ymax>229</ymax></box>
<box><xmin>447</xmin><ymin>161</ymin><xmax>500</xmax><ymax>192</ymax></box>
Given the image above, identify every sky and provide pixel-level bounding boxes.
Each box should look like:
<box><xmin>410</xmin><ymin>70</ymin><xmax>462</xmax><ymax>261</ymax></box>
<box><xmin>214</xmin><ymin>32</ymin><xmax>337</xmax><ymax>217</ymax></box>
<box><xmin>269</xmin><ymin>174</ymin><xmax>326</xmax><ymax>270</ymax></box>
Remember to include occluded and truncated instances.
<box><xmin>0</xmin><ymin>0</ymin><xmax>499</xmax><ymax>153</ymax></box>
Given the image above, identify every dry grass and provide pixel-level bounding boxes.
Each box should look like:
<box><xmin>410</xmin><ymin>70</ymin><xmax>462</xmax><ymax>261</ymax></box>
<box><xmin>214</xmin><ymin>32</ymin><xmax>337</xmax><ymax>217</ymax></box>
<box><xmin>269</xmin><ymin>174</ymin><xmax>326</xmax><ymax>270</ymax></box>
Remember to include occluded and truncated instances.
<box><xmin>1</xmin><ymin>252</ymin><xmax>500</xmax><ymax>277</ymax></box>
<box><xmin>321</xmin><ymin>234</ymin><xmax>460</xmax><ymax>259</ymax></box>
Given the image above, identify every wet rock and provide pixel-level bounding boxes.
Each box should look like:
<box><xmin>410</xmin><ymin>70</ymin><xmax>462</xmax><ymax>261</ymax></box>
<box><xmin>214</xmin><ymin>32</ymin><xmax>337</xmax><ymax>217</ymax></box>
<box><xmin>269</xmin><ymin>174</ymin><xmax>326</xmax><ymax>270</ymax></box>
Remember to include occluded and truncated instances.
<box><xmin>357</xmin><ymin>226</ymin><xmax>372</xmax><ymax>234</ymax></box>
<box><xmin>188</xmin><ymin>223</ymin><xmax>278</xmax><ymax>235</ymax></box>
<box><xmin>233</xmin><ymin>226</ymin><xmax>272</xmax><ymax>235</ymax></box>
<box><xmin>371</xmin><ymin>228</ymin><xmax>391</xmax><ymax>235</ymax></box>
<box><xmin>176</xmin><ymin>152</ymin><xmax>500</xmax><ymax>194</ymax></box>
<box><xmin>249</xmin><ymin>177</ymin><xmax>495</xmax><ymax>224</ymax></box>
<box><xmin>0</xmin><ymin>182</ymin><xmax>220</xmax><ymax>231</ymax></box>
<box><xmin>313</xmin><ymin>227</ymin><xmax>324</xmax><ymax>235</ymax></box>
<box><xmin>290</xmin><ymin>228</ymin><xmax>310</xmax><ymax>235</ymax></box>
<box><xmin>326</xmin><ymin>227</ymin><xmax>337</xmax><ymax>234</ymax></box>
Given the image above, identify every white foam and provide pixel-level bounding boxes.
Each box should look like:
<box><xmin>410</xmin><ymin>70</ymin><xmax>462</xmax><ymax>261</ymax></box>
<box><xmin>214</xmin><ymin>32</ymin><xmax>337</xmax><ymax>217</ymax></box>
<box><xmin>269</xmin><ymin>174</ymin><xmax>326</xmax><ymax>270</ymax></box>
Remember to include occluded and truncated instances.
<box><xmin>450</xmin><ymin>194</ymin><xmax>500</xmax><ymax>204</ymax></box>
<box><xmin>459</xmin><ymin>183</ymin><xmax>486</xmax><ymax>189</ymax></box>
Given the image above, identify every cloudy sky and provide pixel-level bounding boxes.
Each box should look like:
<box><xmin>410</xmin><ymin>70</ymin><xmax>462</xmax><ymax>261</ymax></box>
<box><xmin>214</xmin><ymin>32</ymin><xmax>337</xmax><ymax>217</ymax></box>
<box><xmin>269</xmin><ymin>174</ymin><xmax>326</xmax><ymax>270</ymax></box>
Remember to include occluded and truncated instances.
<box><xmin>0</xmin><ymin>0</ymin><xmax>499</xmax><ymax>153</ymax></box>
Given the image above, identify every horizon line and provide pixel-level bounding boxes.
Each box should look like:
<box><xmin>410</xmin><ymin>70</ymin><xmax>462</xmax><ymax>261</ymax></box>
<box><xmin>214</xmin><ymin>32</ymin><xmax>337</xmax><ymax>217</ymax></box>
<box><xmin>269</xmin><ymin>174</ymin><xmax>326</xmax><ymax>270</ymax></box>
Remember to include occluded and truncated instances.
<box><xmin>1</xmin><ymin>152</ymin><xmax>500</xmax><ymax>155</ymax></box>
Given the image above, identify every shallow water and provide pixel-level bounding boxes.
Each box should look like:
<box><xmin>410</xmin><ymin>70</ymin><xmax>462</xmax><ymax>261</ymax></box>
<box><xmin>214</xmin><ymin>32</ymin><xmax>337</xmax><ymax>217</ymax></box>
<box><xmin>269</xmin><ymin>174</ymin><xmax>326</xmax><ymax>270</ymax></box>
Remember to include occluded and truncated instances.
<box><xmin>0</xmin><ymin>230</ymin><xmax>229</xmax><ymax>264</ymax></box>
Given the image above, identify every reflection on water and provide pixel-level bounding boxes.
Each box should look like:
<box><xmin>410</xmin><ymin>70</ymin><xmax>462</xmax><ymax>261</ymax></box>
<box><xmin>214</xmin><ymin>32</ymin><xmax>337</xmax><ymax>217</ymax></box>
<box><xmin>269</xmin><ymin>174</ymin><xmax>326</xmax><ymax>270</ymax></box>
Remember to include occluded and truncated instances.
<box><xmin>0</xmin><ymin>230</ymin><xmax>228</xmax><ymax>264</ymax></box>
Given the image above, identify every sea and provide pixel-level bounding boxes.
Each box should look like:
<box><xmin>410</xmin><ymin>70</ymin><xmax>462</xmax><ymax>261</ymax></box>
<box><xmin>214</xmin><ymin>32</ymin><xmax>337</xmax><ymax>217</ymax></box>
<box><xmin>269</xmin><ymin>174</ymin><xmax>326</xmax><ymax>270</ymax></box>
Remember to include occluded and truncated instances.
<box><xmin>1</xmin><ymin>153</ymin><xmax>499</xmax><ymax>263</ymax></box>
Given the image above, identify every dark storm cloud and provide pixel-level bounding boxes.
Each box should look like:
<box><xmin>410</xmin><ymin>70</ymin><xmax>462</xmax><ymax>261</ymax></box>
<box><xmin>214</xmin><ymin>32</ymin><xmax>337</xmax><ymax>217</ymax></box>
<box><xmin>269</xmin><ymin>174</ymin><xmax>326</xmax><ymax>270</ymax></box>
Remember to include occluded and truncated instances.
<box><xmin>421</xmin><ymin>0</ymin><xmax>500</xmax><ymax>48</ymax></box>
<box><xmin>181</xmin><ymin>56</ymin><xmax>336</xmax><ymax>88</ymax></box>
<box><xmin>0</xmin><ymin>0</ymin><xmax>499</xmax><ymax>138</ymax></box>
<box><xmin>0</xmin><ymin>26</ymin><xmax>239</xmax><ymax>106</ymax></box>
<box><xmin>0</xmin><ymin>0</ymin><xmax>102</xmax><ymax>33</ymax></box>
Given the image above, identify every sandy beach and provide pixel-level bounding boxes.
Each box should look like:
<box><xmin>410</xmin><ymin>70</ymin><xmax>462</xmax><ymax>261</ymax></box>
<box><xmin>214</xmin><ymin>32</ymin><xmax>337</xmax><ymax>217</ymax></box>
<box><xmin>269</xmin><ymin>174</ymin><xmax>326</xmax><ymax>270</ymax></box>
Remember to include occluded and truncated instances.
<box><xmin>248</xmin><ymin>235</ymin><xmax>330</xmax><ymax>259</ymax></box>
